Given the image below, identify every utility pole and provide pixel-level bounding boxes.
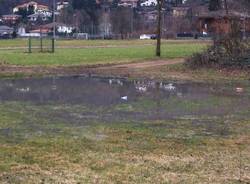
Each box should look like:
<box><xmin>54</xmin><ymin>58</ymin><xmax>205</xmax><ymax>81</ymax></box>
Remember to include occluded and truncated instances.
<box><xmin>52</xmin><ymin>0</ymin><xmax>56</xmax><ymax>53</ymax></box>
<box><xmin>156</xmin><ymin>0</ymin><xmax>163</xmax><ymax>57</ymax></box>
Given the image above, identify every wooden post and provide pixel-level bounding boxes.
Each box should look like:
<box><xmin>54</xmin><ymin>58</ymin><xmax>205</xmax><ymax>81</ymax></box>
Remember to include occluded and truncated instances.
<box><xmin>52</xmin><ymin>0</ymin><xmax>56</xmax><ymax>53</ymax></box>
<box><xmin>156</xmin><ymin>0</ymin><xmax>163</xmax><ymax>57</ymax></box>
<box><xmin>28</xmin><ymin>37</ymin><xmax>32</xmax><ymax>53</ymax></box>
<box><xmin>40</xmin><ymin>28</ymin><xmax>43</xmax><ymax>52</ymax></box>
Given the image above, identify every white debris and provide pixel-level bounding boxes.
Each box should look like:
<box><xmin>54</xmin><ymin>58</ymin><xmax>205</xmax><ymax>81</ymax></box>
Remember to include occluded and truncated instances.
<box><xmin>139</xmin><ymin>86</ymin><xmax>147</xmax><ymax>92</ymax></box>
<box><xmin>109</xmin><ymin>79</ymin><xmax>113</xmax><ymax>85</ymax></box>
<box><xmin>163</xmin><ymin>83</ymin><xmax>176</xmax><ymax>91</ymax></box>
<box><xmin>121</xmin><ymin>96</ymin><xmax>128</xmax><ymax>101</ymax></box>
<box><xmin>16</xmin><ymin>87</ymin><xmax>30</xmax><ymax>93</ymax></box>
<box><xmin>136</xmin><ymin>85</ymin><xmax>147</xmax><ymax>93</ymax></box>
<box><xmin>117</xmin><ymin>80</ymin><xmax>123</xmax><ymax>86</ymax></box>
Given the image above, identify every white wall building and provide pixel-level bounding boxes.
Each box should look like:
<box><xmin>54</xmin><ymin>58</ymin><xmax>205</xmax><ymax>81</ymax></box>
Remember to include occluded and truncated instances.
<box><xmin>141</xmin><ymin>0</ymin><xmax>157</xmax><ymax>7</ymax></box>
<box><xmin>57</xmin><ymin>1</ymin><xmax>70</xmax><ymax>11</ymax></box>
<box><xmin>57</xmin><ymin>25</ymin><xmax>74</xmax><ymax>34</ymax></box>
<box><xmin>43</xmin><ymin>23</ymin><xmax>74</xmax><ymax>34</ymax></box>
<box><xmin>118</xmin><ymin>0</ymin><xmax>138</xmax><ymax>8</ymax></box>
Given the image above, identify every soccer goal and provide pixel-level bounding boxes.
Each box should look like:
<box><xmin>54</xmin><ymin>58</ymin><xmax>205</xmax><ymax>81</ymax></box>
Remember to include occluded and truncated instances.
<box><xmin>27</xmin><ymin>36</ymin><xmax>55</xmax><ymax>53</ymax></box>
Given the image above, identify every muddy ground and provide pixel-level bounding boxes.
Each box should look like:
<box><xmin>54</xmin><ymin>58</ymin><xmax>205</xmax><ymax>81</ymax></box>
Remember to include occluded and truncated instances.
<box><xmin>0</xmin><ymin>58</ymin><xmax>249</xmax><ymax>82</ymax></box>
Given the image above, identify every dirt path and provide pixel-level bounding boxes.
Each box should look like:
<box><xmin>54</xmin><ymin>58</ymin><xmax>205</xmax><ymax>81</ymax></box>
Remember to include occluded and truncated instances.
<box><xmin>0</xmin><ymin>58</ymin><xmax>194</xmax><ymax>81</ymax></box>
<box><xmin>0</xmin><ymin>58</ymin><xmax>248</xmax><ymax>82</ymax></box>
<box><xmin>99</xmin><ymin>58</ymin><xmax>185</xmax><ymax>70</ymax></box>
<box><xmin>0</xmin><ymin>58</ymin><xmax>185</xmax><ymax>75</ymax></box>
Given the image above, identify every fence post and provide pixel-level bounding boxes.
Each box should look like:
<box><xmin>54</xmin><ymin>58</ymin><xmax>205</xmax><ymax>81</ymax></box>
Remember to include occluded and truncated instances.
<box><xmin>28</xmin><ymin>37</ymin><xmax>32</xmax><ymax>53</ymax></box>
<box><xmin>40</xmin><ymin>35</ymin><xmax>43</xmax><ymax>52</ymax></box>
<box><xmin>52</xmin><ymin>38</ymin><xmax>55</xmax><ymax>53</ymax></box>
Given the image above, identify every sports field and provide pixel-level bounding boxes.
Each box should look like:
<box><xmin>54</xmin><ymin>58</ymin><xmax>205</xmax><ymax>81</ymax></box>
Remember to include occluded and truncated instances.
<box><xmin>0</xmin><ymin>39</ymin><xmax>208</xmax><ymax>66</ymax></box>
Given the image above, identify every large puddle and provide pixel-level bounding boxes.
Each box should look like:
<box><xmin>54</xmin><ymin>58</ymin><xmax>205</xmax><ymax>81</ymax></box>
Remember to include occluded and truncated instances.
<box><xmin>0</xmin><ymin>76</ymin><xmax>249</xmax><ymax>118</ymax></box>
<box><xmin>0</xmin><ymin>77</ymin><xmax>250</xmax><ymax>142</ymax></box>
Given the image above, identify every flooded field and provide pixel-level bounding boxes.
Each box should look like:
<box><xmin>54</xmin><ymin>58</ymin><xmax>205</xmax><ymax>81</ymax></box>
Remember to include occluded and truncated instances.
<box><xmin>0</xmin><ymin>76</ymin><xmax>249</xmax><ymax>183</ymax></box>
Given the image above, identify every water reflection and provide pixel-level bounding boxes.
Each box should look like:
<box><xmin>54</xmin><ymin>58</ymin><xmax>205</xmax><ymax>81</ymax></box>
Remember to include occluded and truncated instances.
<box><xmin>0</xmin><ymin>77</ymin><xmax>180</xmax><ymax>105</ymax></box>
<box><xmin>0</xmin><ymin>76</ymin><xmax>249</xmax><ymax>118</ymax></box>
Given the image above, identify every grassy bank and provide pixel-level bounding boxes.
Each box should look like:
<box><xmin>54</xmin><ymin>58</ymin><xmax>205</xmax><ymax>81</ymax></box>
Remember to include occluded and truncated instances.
<box><xmin>0</xmin><ymin>99</ymin><xmax>249</xmax><ymax>183</ymax></box>
<box><xmin>134</xmin><ymin>63</ymin><xmax>250</xmax><ymax>82</ymax></box>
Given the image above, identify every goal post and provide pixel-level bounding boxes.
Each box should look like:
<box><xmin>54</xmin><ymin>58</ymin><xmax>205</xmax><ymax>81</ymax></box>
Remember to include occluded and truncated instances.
<box><xmin>28</xmin><ymin>36</ymin><xmax>55</xmax><ymax>53</ymax></box>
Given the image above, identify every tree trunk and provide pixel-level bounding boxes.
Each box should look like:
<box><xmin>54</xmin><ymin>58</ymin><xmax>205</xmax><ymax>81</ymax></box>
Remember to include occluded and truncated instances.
<box><xmin>156</xmin><ymin>0</ymin><xmax>162</xmax><ymax>57</ymax></box>
<box><xmin>224</xmin><ymin>0</ymin><xmax>228</xmax><ymax>14</ymax></box>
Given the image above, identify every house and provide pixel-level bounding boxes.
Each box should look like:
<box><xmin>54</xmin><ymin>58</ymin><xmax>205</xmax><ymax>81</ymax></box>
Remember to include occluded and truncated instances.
<box><xmin>118</xmin><ymin>0</ymin><xmax>138</xmax><ymax>8</ymax></box>
<box><xmin>140</xmin><ymin>0</ymin><xmax>157</xmax><ymax>7</ymax></box>
<box><xmin>197</xmin><ymin>10</ymin><xmax>250</xmax><ymax>35</ymax></box>
<box><xmin>28</xmin><ymin>13</ymin><xmax>50</xmax><ymax>22</ymax></box>
<box><xmin>0</xmin><ymin>26</ymin><xmax>14</xmax><ymax>38</ymax></box>
<box><xmin>29</xmin><ymin>28</ymin><xmax>50</xmax><ymax>37</ymax></box>
<box><xmin>13</xmin><ymin>1</ymin><xmax>49</xmax><ymax>13</ymax></box>
<box><xmin>172</xmin><ymin>6</ymin><xmax>190</xmax><ymax>17</ymax></box>
<box><xmin>1</xmin><ymin>14</ymin><xmax>21</xmax><ymax>25</ymax></box>
<box><xmin>42</xmin><ymin>22</ymin><xmax>74</xmax><ymax>34</ymax></box>
<box><xmin>13</xmin><ymin>1</ymin><xmax>51</xmax><ymax>17</ymax></box>
<box><xmin>57</xmin><ymin>1</ymin><xmax>70</xmax><ymax>11</ymax></box>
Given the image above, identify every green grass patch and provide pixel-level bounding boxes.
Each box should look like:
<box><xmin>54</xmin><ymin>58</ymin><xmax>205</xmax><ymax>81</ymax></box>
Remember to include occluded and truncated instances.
<box><xmin>0</xmin><ymin>39</ymin><xmax>210</xmax><ymax>49</ymax></box>
<box><xmin>0</xmin><ymin>42</ymin><xmax>206</xmax><ymax>66</ymax></box>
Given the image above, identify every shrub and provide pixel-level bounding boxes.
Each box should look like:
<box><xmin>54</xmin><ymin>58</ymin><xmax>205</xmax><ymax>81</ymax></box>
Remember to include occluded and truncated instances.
<box><xmin>186</xmin><ymin>20</ymin><xmax>250</xmax><ymax>69</ymax></box>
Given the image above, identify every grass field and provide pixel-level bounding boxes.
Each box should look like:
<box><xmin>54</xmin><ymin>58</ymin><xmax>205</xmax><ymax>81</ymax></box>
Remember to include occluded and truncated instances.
<box><xmin>0</xmin><ymin>39</ymin><xmax>208</xmax><ymax>66</ymax></box>
<box><xmin>0</xmin><ymin>38</ymin><xmax>210</xmax><ymax>49</ymax></box>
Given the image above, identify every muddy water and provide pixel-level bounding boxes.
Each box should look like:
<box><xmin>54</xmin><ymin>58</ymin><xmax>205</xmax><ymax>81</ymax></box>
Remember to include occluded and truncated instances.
<box><xmin>0</xmin><ymin>76</ymin><xmax>249</xmax><ymax>121</ymax></box>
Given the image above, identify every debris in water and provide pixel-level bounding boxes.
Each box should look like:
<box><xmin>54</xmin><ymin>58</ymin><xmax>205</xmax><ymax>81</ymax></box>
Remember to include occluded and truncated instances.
<box><xmin>136</xmin><ymin>86</ymin><xmax>147</xmax><ymax>93</ymax></box>
<box><xmin>121</xmin><ymin>96</ymin><xmax>128</xmax><ymax>101</ymax></box>
<box><xmin>163</xmin><ymin>83</ymin><xmax>176</xmax><ymax>91</ymax></box>
<box><xmin>117</xmin><ymin>79</ymin><xmax>123</xmax><ymax>86</ymax></box>
<box><xmin>109</xmin><ymin>79</ymin><xmax>113</xmax><ymax>85</ymax></box>
<box><xmin>16</xmin><ymin>87</ymin><xmax>30</xmax><ymax>93</ymax></box>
